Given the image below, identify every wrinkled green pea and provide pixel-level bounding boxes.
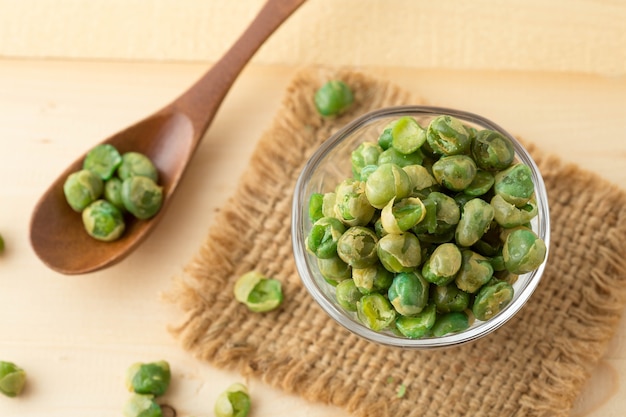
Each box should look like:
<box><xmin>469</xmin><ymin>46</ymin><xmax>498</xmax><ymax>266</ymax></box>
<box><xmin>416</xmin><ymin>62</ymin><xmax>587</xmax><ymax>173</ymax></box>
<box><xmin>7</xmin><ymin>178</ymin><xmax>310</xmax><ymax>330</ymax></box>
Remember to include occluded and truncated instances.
<box><xmin>321</xmin><ymin>192</ymin><xmax>336</xmax><ymax>218</ymax></box>
<box><xmin>121</xmin><ymin>176</ymin><xmax>163</xmax><ymax>220</ymax></box>
<box><xmin>365</xmin><ymin>163</ymin><xmax>411</xmax><ymax>209</ymax></box>
<box><xmin>380</xmin><ymin>197</ymin><xmax>426</xmax><ymax>234</ymax></box>
<box><xmin>126</xmin><ymin>360</ymin><xmax>171</xmax><ymax>397</ymax></box>
<box><xmin>388</xmin><ymin>271</ymin><xmax>430</xmax><ymax>316</ymax></box>
<box><xmin>455</xmin><ymin>198</ymin><xmax>495</xmax><ymax>247</ymax></box>
<box><xmin>430</xmin><ymin>283</ymin><xmax>470</xmax><ymax>313</ymax></box>
<box><xmin>426</xmin><ymin>115</ymin><xmax>471</xmax><ymax>156</ymax></box>
<box><xmin>463</xmin><ymin>170</ymin><xmax>495</xmax><ymax>196</ymax></box>
<box><xmin>104</xmin><ymin>177</ymin><xmax>125</xmax><ymax>210</ymax></box>
<box><xmin>214</xmin><ymin>383</ymin><xmax>251</xmax><ymax>417</ymax></box>
<box><xmin>351</xmin><ymin>142</ymin><xmax>382</xmax><ymax>180</ymax></box>
<box><xmin>308</xmin><ymin>192</ymin><xmax>324</xmax><ymax>223</ymax></box>
<box><xmin>0</xmin><ymin>361</ymin><xmax>26</xmax><ymax>398</ymax></box>
<box><xmin>455</xmin><ymin>249</ymin><xmax>494</xmax><ymax>293</ymax></box>
<box><xmin>471</xmin><ymin>129</ymin><xmax>515</xmax><ymax>171</ymax></box>
<box><xmin>431</xmin><ymin>311</ymin><xmax>470</xmax><ymax>337</ymax></box>
<box><xmin>491</xmin><ymin>194</ymin><xmax>538</xmax><ymax>228</ymax></box>
<box><xmin>503</xmin><ymin>228</ymin><xmax>547</xmax><ymax>274</ymax></box>
<box><xmin>377</xmin><ymin>232</ymin><xmax>421</xmax><ymax>273</ymax></box>
<box><xmin>307</xmin><ymin>217</ymin><xmax>346</xmax><ymax>258</ymax></box>
<box><xmin>356</xmin><ymin>293</ymin><xmax>397</xmax><ymax>331</ymax></box>
<box><xmin>314</xmin><ymin>80</ymin><xmax>354</xmax><ymax>117</ymax></box>
<box><xmin>395</xmin><ymin>303</ymin><xmax>437</xmax><ymax>338</ymax></box>
<box><xmin>432</xmin><ymin>155</ymin><xmax>477</xmax><ymax>192</ymax></box>
<box><xmin>334</xmin><ymin>178</ymin><xmax>375</xmax><ymax>226</ymax></box>
<box><xmin>422</xmin><ymin>242</ymin><xmax>462</xmax><ymax>286</ymax></box>
<box><xmin>317</xmin><ymin>256</ymin><xmax>351</xmax><ymax>285</ymax></box>
<box><xmin>472</xmin><ymin>280</ymin><xmax>514</xmax><ymax>321</ymax></box>
<box><xmin>413</xmin><ymin>192</ymin><xmax>460</xmax><ymax>236</ymax></box>
<box><xmin>83</xmin><ymin>143</ymin><xmax>122</xmax><ymax>180</ymax></box>
<box><xmin>337</xmin><ymin>226</ymin><xmax>379</xmax><ymax>268</ymax></box>
<box><xmin>390</xmin><ymin>116</ymin><xmax>426</xmax><ymax>155</ymax></box>
<box><xmin>403</xmin><ymin>164</ymin><xmax>437</xmax><ymax>197</ymax></box>
<box><xmin>335</xmin><ymin>279</ymin><xmax>362</xmax><ymax>311</ymax></box>
<box><xmin>494</xmin><ymin>163</ymin><xmax>535</xmax><ymax>206</ymax></box>
<box><xmin>63</xmin><ymin>169</ymin><xmax>104</xmax><ymax>212</ymax></box>
<box><xmin>82</xmin><ymin>200</ymin><xmax>125</xmax><ymax>242</ymax></box>
<box><xmin>118</xmin><ymin>152</ymin><xmax>158</xmax><ymax>182</ymax></box>
<box><xmin>377</xmin><ymin>146</ymin><xmax>424</xmax><ymax>167</ymax></box>
<box><xmin>234</xmin><ymin>271</ymin><xmax>283</xmax><ymax>313</ymax></box>
<box><xmin>352</xmin><ymin>263</ymin><xmax>394</xmax><ymax>294</ymax></box>
<box><xmin>123</xmin><ymin>394</ymin><xmax>162</xmax><ymax>417</ymax></box>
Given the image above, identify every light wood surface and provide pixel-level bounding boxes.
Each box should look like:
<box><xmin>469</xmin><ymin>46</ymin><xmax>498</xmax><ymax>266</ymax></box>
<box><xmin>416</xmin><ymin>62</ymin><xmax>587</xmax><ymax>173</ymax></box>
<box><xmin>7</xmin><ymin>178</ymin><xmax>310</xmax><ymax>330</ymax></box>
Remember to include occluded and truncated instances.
<box><xmin>1</xmin><ymin>59</ymin><xmax>625</xmax><ymax>417</ymax></box>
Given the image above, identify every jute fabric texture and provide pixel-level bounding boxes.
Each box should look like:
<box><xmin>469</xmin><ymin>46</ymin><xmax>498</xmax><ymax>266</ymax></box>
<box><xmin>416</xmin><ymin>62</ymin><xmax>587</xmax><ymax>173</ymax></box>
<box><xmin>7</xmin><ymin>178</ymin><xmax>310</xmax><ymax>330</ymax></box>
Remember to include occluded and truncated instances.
<box><xmin>168</xmin><ymin>68</ymin><xmax>626</xmax><ymax>417</ymax></box>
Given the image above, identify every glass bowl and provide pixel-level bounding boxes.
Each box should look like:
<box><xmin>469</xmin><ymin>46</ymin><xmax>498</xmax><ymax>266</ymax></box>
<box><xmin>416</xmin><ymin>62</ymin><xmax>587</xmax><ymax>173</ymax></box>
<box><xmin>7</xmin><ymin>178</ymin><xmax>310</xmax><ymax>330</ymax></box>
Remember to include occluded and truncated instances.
<box><xmin>291</xmin><ymin>105</ymin><xmax>550</xmax><ymax>349</ymax></box>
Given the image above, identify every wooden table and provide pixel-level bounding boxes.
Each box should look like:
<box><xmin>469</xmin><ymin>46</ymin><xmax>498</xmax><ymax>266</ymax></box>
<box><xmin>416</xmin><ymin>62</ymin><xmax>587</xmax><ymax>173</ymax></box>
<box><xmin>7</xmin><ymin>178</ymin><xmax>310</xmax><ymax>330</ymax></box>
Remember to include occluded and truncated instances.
<box><xmin>1</xmin><ymin>58</ymin><xmax>625</xmax><ymax>417</ymax></box>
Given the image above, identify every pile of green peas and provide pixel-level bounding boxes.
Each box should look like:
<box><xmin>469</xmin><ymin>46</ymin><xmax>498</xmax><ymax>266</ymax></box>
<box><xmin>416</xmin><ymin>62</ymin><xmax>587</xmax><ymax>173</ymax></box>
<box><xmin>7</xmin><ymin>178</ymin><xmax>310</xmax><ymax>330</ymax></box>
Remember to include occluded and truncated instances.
<box><xmin>63</xmin><ymin>144</ymin><xmax>163</xmax><ymax>242</ymax></box>
<box><xmin>306</xmin><ymin>114</ymin><xmax>547</xmax><ymax>338</ymax></box>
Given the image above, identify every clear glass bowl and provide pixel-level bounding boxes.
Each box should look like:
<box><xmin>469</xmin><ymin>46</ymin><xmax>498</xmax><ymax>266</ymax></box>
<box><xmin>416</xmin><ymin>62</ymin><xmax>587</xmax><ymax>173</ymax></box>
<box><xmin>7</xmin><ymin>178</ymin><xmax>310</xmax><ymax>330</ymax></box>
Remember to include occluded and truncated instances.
<box><xmin>291</xmin><ymin>106</ymin><xmax>550</xmax><ymax>349</ymax></box>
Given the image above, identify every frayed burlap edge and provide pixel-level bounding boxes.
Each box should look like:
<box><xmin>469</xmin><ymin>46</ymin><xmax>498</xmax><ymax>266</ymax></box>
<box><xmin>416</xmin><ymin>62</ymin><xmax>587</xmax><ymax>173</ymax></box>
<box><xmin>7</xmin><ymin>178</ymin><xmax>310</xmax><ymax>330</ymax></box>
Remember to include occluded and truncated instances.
<box><xmin>165</xmin><ymin>67</ymin><xmax>626</xmax><ymax>417</ymax></box>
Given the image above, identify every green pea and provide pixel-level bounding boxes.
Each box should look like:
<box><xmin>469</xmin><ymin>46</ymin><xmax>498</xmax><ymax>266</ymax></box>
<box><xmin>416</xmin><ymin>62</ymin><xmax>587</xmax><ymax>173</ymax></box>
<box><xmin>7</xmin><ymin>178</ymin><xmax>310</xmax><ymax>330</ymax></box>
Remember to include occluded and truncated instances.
<box><xmin>82</xmin><ymin>200</ymin><xmax>125</xmax><ymax>242</ymax></box>
<box><xmin>317</xmin><ymin>256</ymin><xmax>351</xmax><ymax>286</ymax></box>
<box><xmin>337</xmin><ymin>226</ymin><xmax>379</xmax><ymax>268</ymax></box>
<box><xmin>472</xmin><ymin>280</ymin><xmax>514</xmax><ymax>321</ymax></box>
<box><xmin>214</xmin><ymin>383</ymin><xmax>251</xmax><ymax>417</ymax></box>
<box><xmin>123</xmin><ymin>394</ymin><xmax>162</xmax><ymax>417</ymax></box>
<box><xmin>413</xmin><ymin>192</ymin><xmax>460</xmax><ymax>236</ymax></box>
<box><xmin>503</xmin><ymin>228</ymin><xmax>547</xmax><ymax>274</ymax></box>
<box><xmin>494</xmin><ymin>163</ymin><xmax>535</xmax><ymax>207</ymax></box>
<box><xmin>455</xmin><ymin>198</ymin><xmax>495</xmax><ymax>247</ymax></box>
<box><xmin>388</xmin><ymin>271</ymin><xmax>430</xmax><ymax>316</ymax></box>
<box><xmin>126</xmin><ymin>360</ymin><xmax>171</xmax><ymax>397</ymax></box>
<box><xmin>463</xmin><ymin>170</ymin><xmax>495</xmax><ymax>196</ymax></box>
<box><xmin>352</xmin><ymin>263</ymin><xmax>394</xmax><ymax>294</ymax></box>
<box><xmin>471</xmin><ymin>129</ymin><xmax>515</xmax><ymax>171</ymax></box>
<box><xmin>121</xmin><ymin>176</ymin><xmax>163</xmax><ymax>220</ymax></box>
<box><xmin>432</xmin><ymin>155</ymin><xmax>477</xmax><ymax>192</ymax></box>
<box><xmin>377</xmin><ymin>232</ymin><xmax>422</xmax><ymax>273</ymax></box>
<box><xmin>306</xmin><ymin>217</ymin><xmax>346</xmax><ymax>259</ymax></box>
<box><xmin>378</xmin><ymin>146</ymin><xmax>424</xmax><ymax>167</ymax></box>
<box><xmin>403</xmin><ymin>164</ymin><xmax>437</xmax><ymax>197</ymax></box>
<box><xmin>390</xmin><ymin>116</ymin><xmax>426</xmax><ymax>155</ymax></box>
<box><xmin>314</xmin><ymin>80</ymin><xmax>354</xmax><ymax>117</ymax></box>
<box><xmin>0</xmin><ymin>361</ymin><xmax>26</xmax><ymax>398</ymax></box>
<box><xmin>422</xmin><ymin>242</ymin><xmax>462</xmax><ymax>286</ymax></box>
<box><xmin>356</xmin><ymin>293</ymin><xmax>397</xmax><ymax>331</ymax></box>
<box><xmin>430</xmin><ymin>283</ymin><xmax>470</xmax><ymax>313</ymax></box>
<box><xmin>380</xmin><ymin>197</ymin><xmax>426</xmax><ymax>234</ymax></box>
<box><xmin>491</xmin><ymin>194</ymin><xmax>538</xmax><ymax>228</ymax></box>
<box><xmin>455</xmin><ymin>249</ymin><xmax>494</xmax><ymax>293</ymax></box>
<box><xmin>334</xmin><ymin>178</ymin><xmax>375</xmax><ymax>226</ymax></box>
<box><xmin>104</xmin><ymin>177</ymin><xmax>125</xmax><ymax>211</ymax></box>
<box><xmin>431</xmin><ymin>312</ymin><xmax>470</xmax><ymax>337</ymax></box>
<box><xmin>395</xmin><ymin>303</ymin><xmax>437</xmax><ymax>339</ymax></box>
<box><xmin>426</xmin><ymin>115</ymin><xmax>471</xmax><ymax>156</ymax></box>
<box><xmin>321</xmin><ymin>192</ymin><xmax>336</xmax><ymax>218</ymax></box>
<box><xmin>63</xmin><ymin>169</ymin><xmax>104</xmax><ymax>212</ymax></box>
<box><xmin>83</xmin><ymin>143</ymin><xmax>122</xmax><ymax>180</ymax></box>
<box><xmin>308</xmin><ymin>192</ymin><xmax>324</xmax><ymax>223</ymax></box>
<box><xmin>335</xmin><ymin>279</ymin><xmax>362</xmax><ymax>311</ymax></box>
<box><xmin>365</xmin><ymin>163</ymin><xmax>411</xmax><ymax>209</ymax></box>
<box><xmin>377</xmin><ymin>120</ymin><xmax>397</xmax><ymax>150</ymax></box>
<box><xmin>234</xmin><ymin>271</ymin><xmax>283</xmax><ymax>313</ymax></box>
<box><xmin>351</xmin><ymin>142</ymin><xmax>382</xmax><ymax>180</ymax></box>
<box><xmin>118</xmin><ymin>152</ymin><xmax>158</xmax><ymax>182</ymax></box>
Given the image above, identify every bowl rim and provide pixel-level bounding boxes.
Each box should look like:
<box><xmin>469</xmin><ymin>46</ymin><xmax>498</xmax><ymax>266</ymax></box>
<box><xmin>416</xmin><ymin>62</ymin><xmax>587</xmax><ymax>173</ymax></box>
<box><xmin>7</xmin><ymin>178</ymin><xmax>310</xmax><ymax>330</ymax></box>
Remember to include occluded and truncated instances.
<box><xmin>291</xmin><ymin>105</ymin><xmax>551</xmax><ymax>349</ymax></box>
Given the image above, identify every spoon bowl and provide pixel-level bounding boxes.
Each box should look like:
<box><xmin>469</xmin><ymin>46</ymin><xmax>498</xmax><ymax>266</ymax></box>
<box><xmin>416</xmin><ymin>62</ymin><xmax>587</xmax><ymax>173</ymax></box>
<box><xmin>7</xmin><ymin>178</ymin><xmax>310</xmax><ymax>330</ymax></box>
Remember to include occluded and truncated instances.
<box><xmin>30</xmin><ymin>0</ymin><xmax>307</xmax><ymax>274</ymax></box>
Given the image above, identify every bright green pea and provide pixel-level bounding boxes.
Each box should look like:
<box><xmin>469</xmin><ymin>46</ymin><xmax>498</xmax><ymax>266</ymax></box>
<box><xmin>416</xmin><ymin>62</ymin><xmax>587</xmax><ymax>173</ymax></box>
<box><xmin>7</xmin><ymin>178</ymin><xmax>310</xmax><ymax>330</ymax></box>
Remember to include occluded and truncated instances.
<box><xmin>356</xmin><ymin>293</ymin><xmax>397</xmax><ymax>331</ymax></box>
<box><xmin>422</xmin><ymin>242</ymin><xmax>462</xmax><ymax>286</ymax></box>
<box><xmin>455</xmin><ymin>249</ymin><xmax>494</xmax><ymax>293</ymax></box>
<box><xmin>491</xmin><ymin>194</ymin><xmax>538</xmax><ymax>228</ymax></box>
<box><xmin>104</xmin><ymin>177</ymin><xmax>125</xmax><ymax>211</ymax></box>
<box><xmin>388</xmin><ymin>271</ymin><xmax>430</xmax><ymax>316</ymax></box>
<box><xmin>83</xmin><ymin>143</ymin><xmax>122</xmax><ymax>180</ymax></box>
<box><xmin>126</xmin><ymin>360</ymin><xmax>171</xmax><ymax>397</ymax></box>
<box><xmin>494</xmin><ymin>163</ymin><xmax>535</xmax><ymax>207</ymax></box>
<box><xmin>472</xmin><ymin>280</ymin><xmax>514</xmax><ymax>321</ymax></box>
<box><xmin>336</xmin><ymin>279</ymin><xmax>362</xmax><ymax>311</ymax></box>
<box><xmin>0</xmin><ymin>361</ymin><xmax>26</xmax><ymax>398</ymax></box>
<box><xmin>317</xmin><ymin>256</ymin><xmax>351</xmax><ymax>286</ymax></box>
<box><xmin>378</xmin><ymin>147</ymin><xmax>424</xmax><ymax>167</ymax></box>
<box><xmin>359</xmin><ymin>164</ymin><xmax>378</xmax><ymax>182</ymax></box>
<box><xmin>395</xmin><ymin>303</ymin><xmax>437</xmax><ymax>339</ymax></box>
<box><xmin>455</xmin><ymin>198</ymin><xmax>495</xmax><ymax>247</ymax></box>
<box><xmin>118</xmin><ymin>152</ymin><xmax>158</xmax><ymax>182</ymax></box>
<box><xmin>214</xmin><ymin>383</ymin><xmax>251</xmax><ymax>417</ymax></box>
<box><xmin>82</xmin><ymin>200</ymin><xmax>125</xmax><ymax>242</ymax></box>
<box><xmin>377</xmin><ymin>232</ymin><xmax>421</xmax><ymax>273</ymax></box>
<box><xmin>390</xmin><ymin>116</ymin><xmax>426</xmax><ymax>155</ymax></box>
<box><xmin>352</xmin><ymin>263</ymin><xmax>394</xmax><ymax>294</ymax></box>
<box><xmin>380</xmin><ymin>197</ymin><xmax>426</xmax><ymax>234</ymax></box>
<box><xmin>464</xmin><ymin>170</ymin><xmax>495</xmax><ymax>196</ymax></box>
<box><xmin>351</xmin><ymin>142</ymin><xmax>382</xmax><ymax>180</ymax></box>
<box><xmin>334</xmin><ymin>178</ymin><xmax>375</xmax><ymax>226</ymax></box>
<box><xmin>314</xmin><ymin>80</ymin><xmax>354</xmax><ymax>117</ymax></box>
<box><xmin>63</xmin><ymin>169</ymin><xmax>104</xmax><ymax>212</ymax></box>
<box><xmin>308</xmin><ymin>192</ymin><xmax>324</xmax><ymax>223</ymax></box>
<box><xmin>123</xmin><ymin>394</ymin><xmax>162</xmax><ymax>417</ymax></box>
<box><xmin>234</xmin><ymin>271</ymin><xmax>283</xmax><ymax>313</ymax></box>
<box><xmin>503</xmin><ymin>228</ymin><xmax>547</xmax><ymax>274</ymax></box>
<box><xmin>365</xmin><ymin>163</ymin><xmax>411</xmax><ymax>209</ymax></box>
<box><xmin>471</xmin><ymin>129</ymin><xmax>515</xmax><ymax>171</ymax></box>
<box><xmin>336</xmin><ymin>226</ymin><xmax>379</xmax><ymax>268</ymax></box>
<box><xmin>432</xmin><ymin>155</ymin><xmax>477</xmax><ymax>192</ymax></box>
<box><xmin>426</xmin><ymin>115</ymin><xmax>471</xmax><ymax>156</ymax></box>
<box><xmin>431</xmin><ymin>311</ymin><xmax>470</xmax><ymax>337</ymax></box>
<box><xmin>306</xmin><ymin>216</ymin><xmax>346</xmax><ymax>258</ymax></box>
<box><xmin>413</xmin><ymin>192</ymin><xmax>460</xmax><ymax>236</ymax></box>
<box><xmin>121</xmin><ymin>176</ymin><xmax>163</xmax><ymax>220</ymax></box>
<box><xmin>378</xmin><ymin>120</ymin><xmax>397</xmax><ymax>150</ymax></box>
<box><xmin>430</xmin><ymin>283</ymin><xmax>470</xmax><ymax>313</ymax></box>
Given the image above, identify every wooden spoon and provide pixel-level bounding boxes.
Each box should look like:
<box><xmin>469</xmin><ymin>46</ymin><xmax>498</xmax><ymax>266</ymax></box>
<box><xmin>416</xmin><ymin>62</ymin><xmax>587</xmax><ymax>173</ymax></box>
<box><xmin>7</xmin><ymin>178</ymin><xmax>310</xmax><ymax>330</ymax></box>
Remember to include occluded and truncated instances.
<box><xmin>30</xmin><ymin>0</ymin><xmax>307</xmax><ymax>275</ymax></box>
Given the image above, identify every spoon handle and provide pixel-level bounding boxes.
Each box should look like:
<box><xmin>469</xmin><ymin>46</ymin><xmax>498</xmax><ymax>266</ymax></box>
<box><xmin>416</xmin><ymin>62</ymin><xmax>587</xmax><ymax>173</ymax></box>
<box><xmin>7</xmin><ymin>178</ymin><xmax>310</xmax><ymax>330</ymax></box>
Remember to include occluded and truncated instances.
<box><xmin>172</xmin><ymin>0</ymin><xmax>307</xmax><ymax>139</ymax></box>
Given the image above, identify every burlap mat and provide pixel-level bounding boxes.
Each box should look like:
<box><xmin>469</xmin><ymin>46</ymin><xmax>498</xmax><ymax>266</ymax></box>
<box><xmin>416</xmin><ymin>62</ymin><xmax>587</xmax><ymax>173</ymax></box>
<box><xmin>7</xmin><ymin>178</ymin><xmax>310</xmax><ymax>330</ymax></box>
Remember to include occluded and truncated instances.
<box><xmin>168</xmin><ymin>68</ymin><xmax>626</xmax><ymax>417</ymax></box>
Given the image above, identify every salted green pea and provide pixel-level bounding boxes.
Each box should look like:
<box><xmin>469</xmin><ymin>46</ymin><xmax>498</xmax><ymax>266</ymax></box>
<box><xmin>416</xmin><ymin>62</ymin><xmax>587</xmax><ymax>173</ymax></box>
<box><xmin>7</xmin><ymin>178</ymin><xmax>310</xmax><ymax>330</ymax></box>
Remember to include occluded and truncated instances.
<box><xmin>432</xmin><ymin>155</ymin><xmax>477</xmax><ymax>192</ymax></box>
<box><xmin>395</xmin><ymin>303</ymin><xmax>437</xmax><ymax>339</ymax></box>
<box><xmin>308</xmin><ymin>192</ymin><xmax>324</xmax><ymax>223</ymax></box>
<box><xmin>413</xmin><ymin>192</ymin><xmax>460</xmax><ymax>236</ymax></box>
<box><xmin>82</xmin><ymin>200</ymin><xmax>125</xmax><ymax>241</ymax></box>
<box><xmin>121</xmin><ymin>176</ymin><xmax>163</xmax><ymax>220</ymax></box>
<box><xmin>356</xmin><ymin>293</ymin><xmax>397</xmax><ymax>331</ymax></box>
<box><xmin>126</xmin><ymin>360</ymin><xmax>171</xmax><ymax>397</ymax></box>
<box><xmin>336</xmin><ymin>279</ymin><xmax>362</xmax><ymax>311</ymax></box>
<box><xmin>403</xmin><ymin>165</ymin><xmax>437</xmax><ymax>197</ymax></box>
<box><xmin>380</xmin><ymin>197</ymin><xmax>426</xmax><ymax>234</ymax></box>
<box><xmin>314</xmin><ymin>80</ymin><xmax>354</xmax><ymax>117</ymax></box>
<box><xmin>365</xmin><ymin>163</ymin><xmax>411</xmax><ymax>209</ymax></box>
<box><xmin>472</xmin><ymin>280</ymin><xmax>514</xmax><ymax>321</ymax></box>
<box><xmin>351</xmin><ymin>142</ymin><xmax>383</xmax><ymax>180</ymax></box>
<box><xmin>422</xmin><ymin>242</ymin><xmax>462</xmax><ymax>286</ymax></box>
<box><xmin>463</xmin><ymin>170</ymin><xmax>495</xmax><ymax>196</ymax></box>
<box><xmin>321</xmin><ymin>192</ymin><xmax>336</xmax><ymax>218</ymax></box>
<box><xmin>63</xmin><ymin>169</ymin><xmax>104</xmax><ymax>212</ymax></box>
<box><xmin>503</xmin><ymin>228</ymin><xmax>547</xmax><ymax>274</ymax></box>
<box><xmin>377</xmin><ymin>232</ymin><xmax>421</xmax><ymax>273</ymax></box>
<box><xmin>378</xmin><ymin>146</ymin><xmax>424</xmax><ymax>168</ymax></box>
<box><xmin>455</xmin><ymin>198</ymin><xmax>495</xmax><ymax>247</ymax></box>
<box><xmin>378</xmin><ymin>120</ymin><xmax>397</xmax><ymax>150</ymax></box>
<box><xmin>334</xmin><ymin>178</ymin><xmax>375</xmax><ymax>226</ymax></box>
<box><xmin>317</xmin><ymin>256</ymin><xmax>351</xmax><ymax>286</ymax></box>
<box><xmin>431</xmin><ymin>311</ymin><xmax>470</xmax><ymax>337</ymax></box>
<box><xmin>83</xmin><ymin>143</ymin><xmax>122</xmax><ymax>180</ymax></box>
<box><xmin>118</xmin><ymin>152</ymin><xmax>158</xmax><ymax>182</ymax></box>
<box><xmin>0</xmin><ymin>361</ymin><xmax>26</xmax><ymax>397</ymax></box>
<box><xmin>214</xmin><ymin>383</ymin><xmax>251</xmax><ymax>417</ymax></box>
<box><xmin>455</xmin><ymin>249</ymin><xmax>494</xmax><ymax>293</ymax></box>
<box><xmin>336</xmin><ymin>226</ymin><xmax>379</xmax><ymax>268</ymax></box>
<box><xmin>123</xmin><ymin>394</ymin><xmax>162</xmax><ymax>417</ymax></box>
<box><xmin>471</xmin><ymin>129</ymin><xmax>515</xmax><ymax>171</ymax></box>
<box><xmin>234</xmin><ymin>271</ymin><xmax>283</xmax><ymax>313</ymax></box>
<box><xmin>307</xmin><ymin>216</ymin><xmax>346</xmax><ymax>258</ymax></box>
<box><xmin>352</xmin><ymin>263</ymin><xmax>394</xmax><ymax>294</ymax></box>
<box><xmin>430</xmin><ymin>283</ymin><xmax>470</xmax><ymax>313</ymax></box>
<box><xmin>491</xmin><ymin>194</ymin><xmax>538</xmax><ymax>228</ymax></box>
<box><xmin>104</xmin><ymin>177</ymin><xmax>125</xmax><ymax>210</ymax></box>
<box><xmin>390</xmin><ymin>116</ymin><xmax>426</xmax><ymax>155</ymax></box>
<box><xmin>494</xmin><ymin>163</ymin><xmax>535</xmax><ymax>206</ymax></box>
<box><xmin>388</xmin><ymin>271</ymin><xmax>430</xmax><ymax>316</ymax></box>
<box><xmin>426</xmin><ymin>115</ymin><xmax>471</xmax><ymax>156</ymax></box>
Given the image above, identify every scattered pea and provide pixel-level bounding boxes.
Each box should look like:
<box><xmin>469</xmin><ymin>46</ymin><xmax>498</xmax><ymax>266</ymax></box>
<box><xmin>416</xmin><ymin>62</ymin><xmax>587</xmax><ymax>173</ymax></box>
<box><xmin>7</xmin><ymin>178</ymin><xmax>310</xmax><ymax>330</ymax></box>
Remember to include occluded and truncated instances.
<box><xmin>126</xmin><ymin>360</ymin><xmax>171</xmax><ymax>397</ymax></box>
<box><xmin>314</xmin><ymin>80</ymin><xmax>354</xmax><ymax>117</ymax></box>
<box><xmin>214</xmin><ymin>383</ymin><xmax>251</xmax><ymax>417</ymax></box>
<box><xmin>234</xmin><ymin>271</ymin><xmax>283</xmax><ymax>313</ymax></box>
<box><xmin>123</xmin><ymin>393</ymin><xmax>163</xmax><ymax>417</ymax></box>
<box><xmin>0</xmin><ymin>361</ymin><xmax>26</xmax><ymax>397</ymax></box>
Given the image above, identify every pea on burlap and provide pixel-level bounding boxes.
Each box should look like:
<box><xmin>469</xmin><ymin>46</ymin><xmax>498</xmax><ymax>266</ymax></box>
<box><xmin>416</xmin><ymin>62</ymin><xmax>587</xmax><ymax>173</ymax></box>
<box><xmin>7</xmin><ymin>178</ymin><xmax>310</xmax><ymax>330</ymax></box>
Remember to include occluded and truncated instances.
<box><xmin>168</xmin><ymin>68</ymin><xmax>626</xmax><ymax>417</ymax></box>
